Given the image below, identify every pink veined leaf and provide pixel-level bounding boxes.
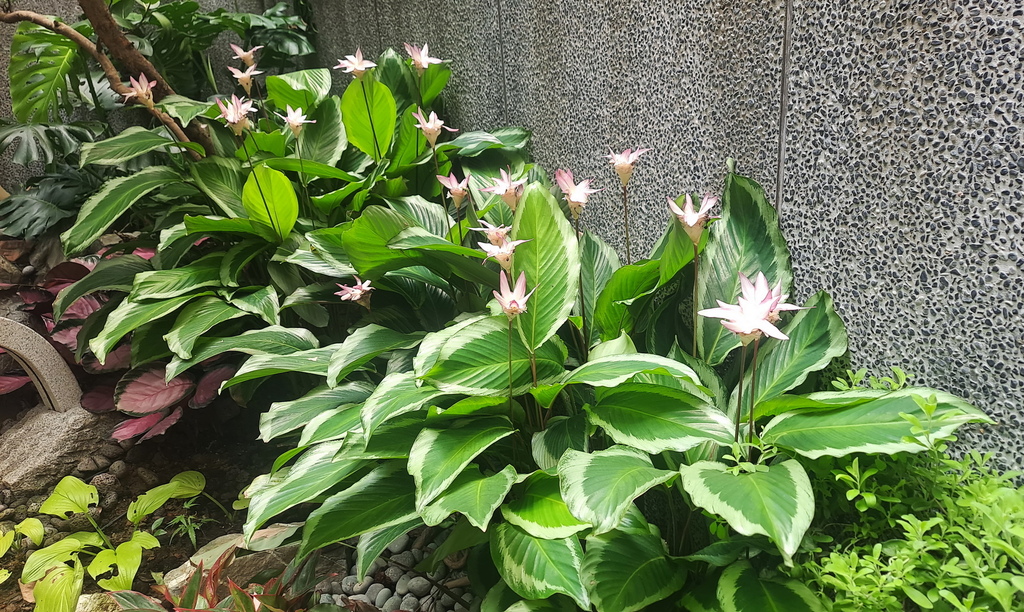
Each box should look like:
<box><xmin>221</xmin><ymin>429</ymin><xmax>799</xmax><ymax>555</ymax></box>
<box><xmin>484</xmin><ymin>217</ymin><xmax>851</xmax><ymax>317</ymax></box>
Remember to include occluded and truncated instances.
<box><xmin>82</xmin><ymin>344</ymin><xmax>131</xmax><ymax>373</ymax></box>
<box><xmin>0</xmin><ymin>376</ymin><xmax>33</xmax><ymax>394</ymax></box>
<box><xmin>131</xmin><ymin>247</ymin><xmax>157</xmax><ymax>260</ymax></box>
<box><xmin>112</xmin><ymin>411</ymin><xmax>167</xmax><ymax>441</ymax></box>
<box><xmin>190</xmin><ymin>365</ymin><xmax>238</xmax><ymax>409</ymax></box>
<box><xmin>114</xmin><ymin>366</ymin><xmax>195</xmax><ymax>416</ymax></box>
<box><xmin>139</xmin><ymin>406</ymin><xmax>183</xmax><ymax>441</ymax></box>
<box><xmin>51</xmin><ymin>324</ymin><xmax>82</xmax><ymax>351</ymax></box>
<box><xmin>81</xmin><ymin>385</ymin><xmax>117</xmax><ymax>413</ymax></box>
<box><xmin>40</xmin><ymin>260</ymin><xmax>91</xmax><ymax>293</ymax></box>
<box><xmin>18</xmin><ymin>288</ymin><xmax>54</xmax><ymax>313</ymax></box>
<box><xmin>61</xmin><ymin>294</ymin><xmax>106</xmax><ymax>321</ymax></box>
<box><xmin>41</xmin><ymin>315</ymin><xmax>56</xmax><ymax>333</ymax></box>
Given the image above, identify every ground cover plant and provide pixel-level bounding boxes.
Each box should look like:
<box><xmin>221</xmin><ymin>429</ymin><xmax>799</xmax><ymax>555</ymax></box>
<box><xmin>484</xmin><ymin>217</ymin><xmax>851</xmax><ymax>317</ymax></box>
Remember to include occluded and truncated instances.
<box><xmin>0</xmin><ymin>8</ymin><xmax>1010</xmax><ymax>610</ymax></box>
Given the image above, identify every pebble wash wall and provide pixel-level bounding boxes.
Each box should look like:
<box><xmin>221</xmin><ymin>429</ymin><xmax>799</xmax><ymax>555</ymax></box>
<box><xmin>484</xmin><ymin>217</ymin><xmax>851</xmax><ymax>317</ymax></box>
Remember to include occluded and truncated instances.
<box><xmin>312</xmin><ymin>0</ymin><xmax>1023</xmax><ymax>469</ymax></box>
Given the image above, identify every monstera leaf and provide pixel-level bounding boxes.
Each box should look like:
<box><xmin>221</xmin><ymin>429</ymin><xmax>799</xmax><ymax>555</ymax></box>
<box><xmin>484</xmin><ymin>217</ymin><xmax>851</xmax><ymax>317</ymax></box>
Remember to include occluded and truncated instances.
<box><xmin>9</xmin><ymin>22</ymin><xmax>80</xmax><ymax>122</ymax></box>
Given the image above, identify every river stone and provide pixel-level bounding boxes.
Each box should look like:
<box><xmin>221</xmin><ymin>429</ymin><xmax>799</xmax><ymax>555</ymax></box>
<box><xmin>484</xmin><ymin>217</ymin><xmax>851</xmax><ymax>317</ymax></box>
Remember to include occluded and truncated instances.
<box><xmin>401</xmin><ymin>594</ymin><xmax>420</xmax><ymax>611</ymax></box>
<box><xmin>349</xmin><ymin>594</ymin><xmax>372</xmax><ymax>604</ymax></box>
<box><xmin>390</xmin><ymin>550</ymin><xmax>416</xmax><ymax>568</ymax></box>
<box><xmin>75</xmin><ymin>593</ymin><xmax>119</xmax><ymax>612</ymax></box>
<box><xmin>341</xmin><ymin>575</ymin><xmax>359</xmax><ymax>594</ymax></box>
<box><xmin>375</xmin><ymin>587</ymin><xmax>393</xmax><ymax>607</ymax></box>
<box><xmin>407</xmin><ymin>576</ymin><xmax>432</xmax><ymax>598</ymax></box>
<box><xmin>366</xmin><ymin>583</ymin><xmax>383</xmax><ymax>602</ymax></box>
<box><xmin>384</xmin><ymin>565</ymin><xmax>404</xmax><ymax>583</ymax></box>
<box><xmin>396</xmin><ymin>573</ymin><xmax>411</xmax><ymax>595</ymax></box>
<box><xmin>382</xmin><ymin>594</ymin><xmax>404</xmax><ymax>612</ymax></box>
<box><xmin>386</xmin><ymin>533</ymin><xmax>409</xmax><ymax>554</ymax></box>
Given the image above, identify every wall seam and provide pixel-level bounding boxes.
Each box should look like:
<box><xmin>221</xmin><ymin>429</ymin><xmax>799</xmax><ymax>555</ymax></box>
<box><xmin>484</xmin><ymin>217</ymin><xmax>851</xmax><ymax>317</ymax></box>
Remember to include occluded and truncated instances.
<box><xmin>775</xmin><ymin>0</ymin><xmax>794</xmax><ymax>213</ymax></box>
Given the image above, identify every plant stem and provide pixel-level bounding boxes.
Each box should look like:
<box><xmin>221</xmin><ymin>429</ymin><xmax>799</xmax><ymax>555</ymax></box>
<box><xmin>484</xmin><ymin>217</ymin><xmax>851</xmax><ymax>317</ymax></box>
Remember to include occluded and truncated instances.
<box><xmin>748</xmin><ymin>340</ymin><xmax>759</xmax><ymax>462</ymax></box>
<box><xmin>360</xmin><ymin>78</ymin><xmax>382</xmax><ymax>160</ymax></box>
<box><xmin>203</xmin><ymin>491</ymin><xmax>233</xmax><ymax>519</ymax></box>
<box><xmin>432</xmin><ymin>147</ymin><xmax>454</xmax><ymax>239</ymax></box>
<box><xmin>574</xmin><ymin>217</ymin><xmax>589</xmax><ymax>362</ymax></box>
<box><xmin>734</xmin><ymin>343</ymin><xmax>748</xmax><ymax>444</ymax></box>
<box><xmin>508</xmin><ymin>317</ymin><xmax>514</xmax><ymax>420</ymax></box>
<box><xmin>85</xmin><ymin>514</ymin><xmax>113</xmax><ymax>550</ymax></box>
<box><xmin>529</xmin><ymin>352</ymin><xmax>538</xmax><ymax>388</ymax></box>
<box><xmin>296</xmin><ymin>136</ymin><xmax>315</xmax><ymax>226</ymax></box>
<box><xmin>621</xmin><ymin>184</ymin><xmax>632</xmax><ymax>265</ymax></box>
<box><xmin>692</xmin><ymin>242</ymin><xmax>700</xmax><ymax>357</ymax></box>
<box><xmin>239</xmin><ymin>134</ymin><xmax>278</xmax><ymax>237</ymax></box>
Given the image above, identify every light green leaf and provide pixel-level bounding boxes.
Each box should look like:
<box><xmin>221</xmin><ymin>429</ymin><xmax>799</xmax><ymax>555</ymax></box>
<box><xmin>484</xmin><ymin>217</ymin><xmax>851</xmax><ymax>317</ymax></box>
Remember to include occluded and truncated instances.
<box><xmin>182</xmin><ymin>215</ymin><xmax>262</xmax><ymax>237</ymax></box>
<box><xmin>0</xmin><ymin>569</ymin><xmax>8</xmax><ymax>585</ymax></box>
<box><xmin>190</xmin><ymin>156</ymin><xmax>246</xmax><ymax>217</ymax></box>
<box><xmin>299</xmin><ymin>96</ymin><xmax>347</xmax><ymax>166</ymax></box>
<box><xmin>490</xmin><ymin>523</ymin><xmax>589</xmax><ymax>609</ymax></box>
<box><xmin>39</xmin><ymin>476</ymin><xmax>98</xmax><ymax>518</ymax></box>
<box><xmin>261</xmin><ymin>382</ymin><xmax>374</xmax><ymax>442</ymax></box>
<box><xmin>501</xmin><ymin>471</ymin><xmax>590</xmax><ymax>539</ymax></box>
<box><xmin>593</xmin><ymin>260</ymin><xmax>660</xmax><ymax>341</ymax></box>
<box><xmin>680</xmin><ymin>460</ymin><xmax>813</xmax><ymax>565</ymax></box>
<box><xmin>587</xmin><ymin>383</ymin><xmax>733</xmax><ymax>454</ymax></box>
<box><xmin>421</xmin><ymin>465</ymin><xmax>517</xmax><ymax>530</ymax></box>
<box><xmin>265</xmin><ymin>69</ymin><xmax>332</xmax><ymax>112</ymax></box>
<box><xmin>128</xmin><ymin>255</ymin><xmax>222</xmax><ymax>301</ymax></box>
<box><xmin>127</xmin><ymin>483</ymin><xmax>178</xmax><ymax>524</ymax></box>
<box><xmin>0</xmin><ymin>531</ymin><xmax>14</xmax><ymax>557</ymax></box>
<box><xmin>582</xmin><ymin>526</ymin><xmax>685</xmax><ymax>612</ymax></box>
<box><xmin>423</xmin><ymin>316</ymin><xmax>567</xmax><ymax>396</ymax></box>
<box><xmin>420</xmin><ymin>62</ymin><xmax>450</xmax><ymax>106</ymax></box>
<box><xmin>300</xmin><ymin>462</ymin><xmax>417</xmax><ymax>556</ymax></box>
<box><xmin>698</xmin><ymin>173</ymin><xmax>792</xmax><ymax>365</ymax></box>
<box><xmin>760</xmin><ymin>387</ymin><xmax>992</xmax><ymax>459</ymax></box>
<box><xmin>360</xmin><ymin>372</ymin><xmax>446</xmax><ymax>439</ymax></box>
<box><xmin>327</xmin><ymin>324</ymin><xmax>425</xmax><ymax>386</ymax></box>
<box><xmin>90</xmin><ymin>540</ymin><xmax>144</xmax><ymax>591</ymax></box>
<box><xmin>262</xmin><ymin>158</ymin><xmax>359</xmax><ymax>182</ymax></box>
<box><xmin>244</xmin><ymin>442</ymin><xmax>367</xmax><ymax>539</ymax></box>
<box><xmin>242</xmin><ymin>165</ymin><xmax>298</xmax><ymax>242</ymax></box>
<box><xmin>169</xmin><ymin>471</ymin><xmax>206</xmax><ymax>497</ymax></box>
<box><xmin>579</xmin><ymin>231</ymin><xmax>620</xmax><ymax>345</ymax></box>
<box><xmin>228</xmin><ymin>285</ymin><xmax>280</xmax><ymax>326</ymax></box>
<box><xmin>531</xmin><ymin>414</ymin><xmax>589</xmax><ymax>471</ymax></box>
<box><xmin>511</xmin><ymin>183</ymin><xmax>580</xmax><ymax>351</ymax></box>
<box><xmin>89</xmin><ymin>294</ymin><xmax>196</xmax><ymax>363</ymax></box>
<box><xmin>354</xmin><ymin>517</ymin><xmax>422</xmax><ymax>580</ymax></box>
<box><xmin>409</xmin><ymin>416</ymin><xmax>515</xmax><ymax>510</ymax></box>
<box><xmin>589</xmin><ymin>333</ymin><xmax>637</xmax><ymax>360</ymax></box>
<box><xmin>31</xmin><ymin>557</ymin><xmax>84</xmax><ymax>612</ymax></box>
<box><xmin>61</xmin><ymin>166</ymin><xmax>181</xmax><ymax>256</ymax></box>
<box><xmin>22</xmin><ymin>534</ymin><xmax>100</xmax><ymax>582</ymax></box>
<box><xmin>341</xmin><ymin>75</ymin><xmax>396</xmax><ymax>161</ymax></box>
<box><xmin>79</xmin><ymin>126</ymin><xmax>195</xmax><ymax>166</ymax></box>
<box><xmin>718</xmin><ymin>560</ymin><xmax>825</xmax><ymax>612</ymax></box>
<box><xmin>167</xmin><ymin>325</ymin><xmax>319</xmax><ymax>379</ymax></box>
<box><xmin>15</xmin><ymin>518</ymin><xmax>44</xmax><ymax>546</ymax></box>
<box><xmin>557</xmin><ymin>447</ymin><xmax>676</xmax><ymax>534</ymax></box>
<box><xmin>163</xmin><ymin>297</ymin><xmax>247</xmax><ymax>360</ymax></box>
<box><xmin>53</xmin><ymin>255</ymin><xmax>152</xmax><ymax>320</ymax></box>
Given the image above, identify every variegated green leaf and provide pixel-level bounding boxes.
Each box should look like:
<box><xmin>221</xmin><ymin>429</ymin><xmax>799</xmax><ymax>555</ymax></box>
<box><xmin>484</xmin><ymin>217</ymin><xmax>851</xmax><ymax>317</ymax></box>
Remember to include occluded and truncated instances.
<box><xmin>167</xmin><ymin>325</ymin><xmax>318</xmax><ymax>379</ymax></box>
<box><xmin>301</xmin><ymin>462</ymin><xmax>417</xmax><ymax>556</ymax></box>
<box><xmin>409</xmin><ymin>416</ymin><xmax>515</xmax><ymax>510</ymax></box>
<box><xmin>327</xmin><ymin>324</ymin><xmax>425</xmax><ymax>386</ymax></box>
<box><xmin>163</xmin><ymin>297</ymin><xmax>248</xmax><ymax>360</ymax></box>
<box><xmin>586</xmin><ymin>383</ymin><xmax>733</xmax><ymax>454</ymax></box>
<box><xmin>760</xmin><ymin>387</ymin><xmax>992</xmax><ymax>459</ymax></box>
<box><xmin>420</xmin><ymin>465</ymin><xmax>517</xmax><ymax>530</ymax></box>
<box><xmin>260</xmin><ymin>382</ymin><xmax>374</xmax><ymax>442</ymax></box>
<box><xmin>225</xmin><ymin>345</ymin><xmax>337</xmax><ymax>387</ymax></box>
<box><xmin>718</xmin><ymin>560</ymin><xmax>824</xmax><ymax>612</ymax></box>
<box><xmin>680</xmin><ymin>460</ymin><xmax>813</xmax><ymax>565</ymax></box>
<box><xmin>531</xmin><ymin>414</ymin><xmax>589</xmax><ymax>471</ymax></box>
<box><xmin>582</xmin><ymin>526</ymin><xmax>685</xmax><ymax>612</ymax></box>
<box><xmin>422</xmin><ymin>316</ymin><xmax>567</xmax><ymax>396</ymax></box>
<box><xmin>566</xmin><ymin>353</ymin><xmax>700</xmax><ymax>387</ymax></box>
<box><xmin>501</xmin><ymin>471</ymin><xmax>590</xmax><ymax>539</ymax></box>
<box><xmin>557</xmin><ymin>446</ymin><xmax>676</xmax><ymax>534</ymax></box>
<box><xmin>490</xmin><ymin>522</ymin><xmax>589</xmax><ymax>609</ymax></box>
<box><xmin>578</xmin><ymin>230</ymin><xmax>620</xmax><ymax>346</ymax></box>
<box><xmin>354</xmin><ymin>517</ymin><xmax>422</xmax><ymax>580</ymax></box>
<box><xmin>361</xmin><ymin>371</ymin><xmax>446</xmax><ymax>439</ymax></box>
<box><xmin>511</xmin><ymin>183</ymin><xmax>580</xmax><ymax>351</ymax></box>
<box><xmin>413</xmin><ymin>313</ymin><xmax>490</xmax><ymax>377</ymax></box>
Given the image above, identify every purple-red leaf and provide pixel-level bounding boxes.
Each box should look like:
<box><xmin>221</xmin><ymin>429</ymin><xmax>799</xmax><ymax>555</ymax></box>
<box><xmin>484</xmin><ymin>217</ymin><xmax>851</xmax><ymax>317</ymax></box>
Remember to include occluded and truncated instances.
<box><xmin>61</xmin><ymin>294</ymin><xmax>106</xmax><ymax>321</ymax></box>
<box><xmin>81</xmin><ymin>385</ymin><xmax>117</xmax><ymax>413</ymax></box>
<box><xmin>83</xmin><ymin>344</ymin><xmax>131</xmax><ymax>373</ymax></box>
<box><xmin>0</xmin><ymin>375</ymin><xmax>32</xmax><ymax>394</ymax></box>
<box><xmin>190</xmin><ymin>365</ymin><xmax>237</xmax><ymax>409</ymax></box>
<box><xmin>140</xmin><ymin>406</ymin><xmax>183</xmax><ymax>441</ymax></box>
<box><xmin>115</xmin><ymin>366</ymin><xmax>195</xmax><ymax>416</ymax></box>
<box><xmin>51</xmin><ymin>323</ymin><xmax>82</xmax><ymax>351</ymax></box>
<box><xmin>112</xmin><ymin>411</ymin><xmax>167</xmax><ymax>441</ymax></box>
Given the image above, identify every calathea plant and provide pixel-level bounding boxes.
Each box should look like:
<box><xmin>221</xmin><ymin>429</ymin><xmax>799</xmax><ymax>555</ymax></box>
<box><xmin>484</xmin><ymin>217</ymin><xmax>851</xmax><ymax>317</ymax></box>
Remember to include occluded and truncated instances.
<box><xmin>230</xmin><ymin>146</ymin><xmax>989</xmax><ymax>611</ymax></box>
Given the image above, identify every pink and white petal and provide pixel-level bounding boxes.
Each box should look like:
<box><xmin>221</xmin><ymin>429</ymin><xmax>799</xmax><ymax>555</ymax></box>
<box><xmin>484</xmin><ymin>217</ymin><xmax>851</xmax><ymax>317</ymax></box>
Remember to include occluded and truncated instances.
<box><xmin>190</xmin><ymin>364</ymin><xmax>238</xmax><ymax>409</ymax></box>
<box><xmin>115</xmin><ymin>366</ymin><xmax>196</xmax><ymax>416</ymax></box>
<box><xmin>753</xmin><ymin>320</ymin><xmax>789</xmax><ymax>341</ymax></box>
<box><xmin>140</xmin><ymin>407</ymin><xmax>184</xmax><ymax>441</ymax></box>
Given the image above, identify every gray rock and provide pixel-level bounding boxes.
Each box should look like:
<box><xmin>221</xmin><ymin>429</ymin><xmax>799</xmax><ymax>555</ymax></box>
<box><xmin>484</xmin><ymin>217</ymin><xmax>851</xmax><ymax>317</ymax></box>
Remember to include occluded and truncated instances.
<box><xmin>333</xmin><ymin>594</ymin><xmax>346</xmax><ymax>605</ymax></box>
<box><xmin>341</xmin><ymin>575</ymin><xmax>359</xmax><ymax>595</ymax></box>
<box><xmin>75</xmin><ymin>593</ymin><xmax>119</xmax><ymax>612</ymax></box>
<box><xmin>390</xmin><ymin>550</ymin><xmax>416</xmax><ymax>569</ymax></box>
<box><xmin>354</xmin><ymin>575</ymin><xmax>374</xmax><ymax>594</ymax></box>
<box><xmin>386</xmin><ymin>533</ymin><xmax>410</xmax><ymax>554</ymax></box>
<box><xmin>384</xmin><ymin>565</ymin><xmax>404</xmax><ymax>583</ymax></box>
<box><xmin>97</xmin><ymin>444</ymin><xmax>124</xmax><ymax>460</ymax></box>
<box><xmin>134</xmin><ymin>467</ymin><xmax>160</xmax><ymax>487</ymax></box>
<box><xmin>411</xmin><ymin>548</ymin><xmax>424</xmax><ymax>562</ymax></box>
<box><xmin>429</xmin><ymin>565</ymin><xmax>448</xmax><ymax>581</ymax></box>
<box><xmin>375</xmin><ymin>587</ymin><xmax>393</xmax><ymax>607</ymax></box>
<box><xmin>401</xmin><ymin>594</ymin><xmax>421</xmax><ymax>611</ymax></box>
<box><xmin>108</xmin><ymin>460</ymin><xmax>128</xmax><ymax>478</ymax></box>
<box><xmin>349</xmin><ymin>594</ymin><xmax>372</xmax><ymax>604</ymax></box>
<box><xmin>318</xmin><ymin>594</ymin><xmax>334</xmax><ymax>605</ymax></box>
<box><xmin>408</xmin><ymin>576</ymin><xmax>432</xmax><ymax>598</ymax></box>
<box><xmin>366</xmin><ymin>583</ymin><xmax>383</xmax><ymax>602</ymax></box>
<box><xmin>329</xmin><ymin>580</ymin><xmax>342</xmax><ymax>594</ymax></box>
<box><xmin>89</xmin><ymin>473</ymin><xmax>118</xmax><ymax>490</ymax></box>
<box><xmin>396</xmin><ymin>573</ymin><xmax>411</xmax><ymax>595</ymax></box>
<box><xmin>99</xmin><ymin>491</ymin><xmax>119</xmax><ymax>510</ymax></box>
<box><xmin>382</xmin><ymin>594</ymin><xmax>404</xmax><ymax>612</ymax></box>
<box><xmin>56</xmin><ymin>513</ymin><xmax>93</xmax><ymax>533</ymax></box>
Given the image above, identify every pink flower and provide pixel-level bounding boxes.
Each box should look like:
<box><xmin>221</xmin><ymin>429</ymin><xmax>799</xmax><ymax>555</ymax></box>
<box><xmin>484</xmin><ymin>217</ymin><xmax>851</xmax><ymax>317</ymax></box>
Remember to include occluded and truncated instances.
<box><xmin>230</xmin><ymin>44</ymin><xmax>263</xmax><ymax>67</ymax></box>
<box><xmin>479</xmin><ymin>238</ymin><xmax>531</xmax><ymax>271</ymax></box>
<box><xmin>482</xmin><ymin>169</ymin><xmax>527</xmax><ymax>211</ymax></box>
<box><xmin>216</xmin><ymin>95</ymin><xmax>256</xmax><ymax>136</ymax></box>
<box><xmin>334</xmin><ymin>48</ymin><xmax>377</xmax><ymax>78</ymax></box>
<box><xmin>494</xmin><ymin>271</ymin><xmax>536</xmax><ymax>320</ymax></box>
<box><xmin>555</xmin><ymin>169</ymin><xmax>602</xmax><ymax>220</ymax></box>
<box><xmin>335</xmin><ymin>276</ymin><xmax>374</xmax><ymax>309</ymax></box>
<box><xmin>412</xmin><ymin>108</ymin><xmax>457</xmax><ymax>148</ymax></box>
<box><xmin>228</xmin><ymin>64</ymin><xmax>263</xmax><ymax>95</ymax></box>
<box><xmin>470</xmin><ymin>220</ymin><xmax>512</xmax><ymax>245</ymax></box>
<box><xmin>667</xmin><ymin>193</ymin><xmax>720</xmax><ymax>245</ymax></box>
<box><xmin>437</xmin><ymin>173</ymin><xmax>471</xmax><ymax>209</ymax></box>
<box><xmin>123</xmin><ymin>73</ymin><xmax>157</xmax><ymax>108</ymax></box>
<box><xmin>698</xmin><ymin>272</ymin><xmax>806</xmax><ymax>345</ymax></box>
<box><xmin>404</xmin><ymin>43</ymin><xmax>443</xmax><ymax>74</ymax></box>
<box><xmin>605</xmin><ymin>147</ymin><xmax>650</xmax><ymax>186</ymax></box>
<box><xmin>278</xmin><ymin>105</ymin><xmax>315</xmax><ymax>137</ymax></box>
